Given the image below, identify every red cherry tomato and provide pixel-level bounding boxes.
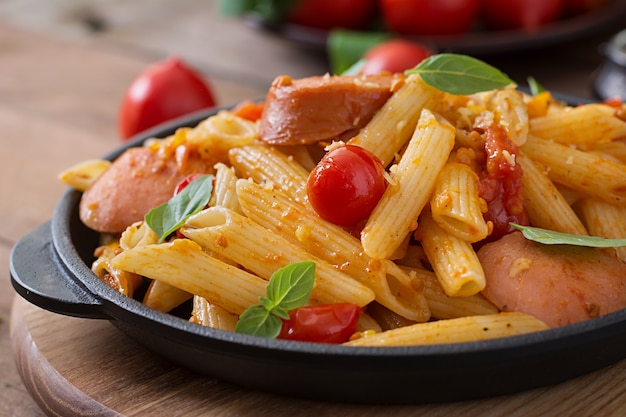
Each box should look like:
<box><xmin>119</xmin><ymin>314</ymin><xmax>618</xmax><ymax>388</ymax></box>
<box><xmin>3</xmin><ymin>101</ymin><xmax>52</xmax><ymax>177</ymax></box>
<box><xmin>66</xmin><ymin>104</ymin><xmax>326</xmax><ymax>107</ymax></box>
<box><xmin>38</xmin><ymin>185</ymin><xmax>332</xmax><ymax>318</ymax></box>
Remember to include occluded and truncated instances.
<box><xmin>278</xmin><ymin>303</ymin><xmax>362</xmax><ymax>344</ymax></box>
<box><xmin>173</xmin><ymin>173</ymin><xmax>205</xmax><ymax>196</ymax></box>
<box><xmin>307</xmin><ymin>145</ymin><xmax>387</xmax><ymax>226</ymax></box>
<box><xmin>118</xmin><ymin>56</ymin><xmax>216</xmax><ymax>141</ymax></box>
<box><xmin>360</xmin><ymin>39</ymin><xmax>433</xmax><ymax>75</ymax></box>
<box><xmin>379</xmin><ymin>0</ymin><xmax>480</xmax><ymax>36</ymax></box>
<box><xmin>287</xmin><ymin>0</ymin><xmax>377</xmax><ymax>30</ymax></box>
<box><xmin>564</xmin><ymin>0</ymin><xmax>608</xmax><ymax>16</ymax></box>
<box><xmin>481</xmin><ymin>0</ymin><xmax>564</xmax><ymax>31</ymax></box>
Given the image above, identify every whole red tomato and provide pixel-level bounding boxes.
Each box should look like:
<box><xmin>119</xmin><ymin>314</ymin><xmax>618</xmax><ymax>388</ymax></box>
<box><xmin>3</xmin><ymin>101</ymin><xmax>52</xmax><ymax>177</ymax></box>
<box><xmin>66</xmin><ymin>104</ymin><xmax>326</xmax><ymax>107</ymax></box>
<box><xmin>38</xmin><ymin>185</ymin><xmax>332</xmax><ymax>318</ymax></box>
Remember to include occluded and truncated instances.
<box><xmin>278</xmin><ymin>303</ymin><xmax>362</xmax><ymax>344</ymax></box>
<box><xmin>118</xmin><ymin>57</ymin><xmax>216</xmax><ymax>140</ymax></box>
<box><xmin>307</xmin><ymin>145</ymin><xmax>387</xmax><ymax>226</ymax></box>
<box><xmin>360</xmin><ymin>39</ymin><xmax>433</xmax><ymax>75</ymax></box>
<box><xmin>482</xmin><ymin>0</ymin><xmax>565</xmax><ymax>31</ymax></box>
<box><xmin>287</xmin><ymin>0</ymin><xmax>377</xmax><ymax>30</ymax></box>
<box><xmin>564</xmin><ymin>0</ymin><xmax>609</xmax><ymax>16</ymax></box>
<box><xmin>379</xmin><ymin>0</ymin><xmax>480</xmax><ymax>36</ymax></box>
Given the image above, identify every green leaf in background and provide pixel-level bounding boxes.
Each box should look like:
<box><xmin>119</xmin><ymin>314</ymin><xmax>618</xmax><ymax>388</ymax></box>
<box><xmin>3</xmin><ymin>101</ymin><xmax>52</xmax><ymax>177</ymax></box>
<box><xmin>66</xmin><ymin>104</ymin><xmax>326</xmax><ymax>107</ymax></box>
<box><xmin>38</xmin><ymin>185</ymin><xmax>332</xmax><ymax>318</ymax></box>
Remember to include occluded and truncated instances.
<box><xmin>511</xmin><ymin>223</ymin><xmax>626</xmax><ymax>248</ymax></box>
<box><xmin>327</xmin><ymin>29</ymin><xmax>391</xmax><ymax>75</ymax></box>
<box><xmin>218</xmin><ymin>0</ymin><xmax>298</xmax><ymax>24</ymax></box>
<box><xmin>406</xmin><ymin>53</ymin><xmax>516</xmax><ymax>95</ymax></box>
<box><xmin>235</xmin><ymin>261</ymin><xmax>316</xmax><ymax>338</ymax></box>
<box><xmin>527</xmin><ymin>76</ymin><xmax>546</xmax><ymax>96</ymax></box>
<box><xmin>145</xmin><ymin>174</ymin><xmax>214</xmax><ymax>243</ymax></box>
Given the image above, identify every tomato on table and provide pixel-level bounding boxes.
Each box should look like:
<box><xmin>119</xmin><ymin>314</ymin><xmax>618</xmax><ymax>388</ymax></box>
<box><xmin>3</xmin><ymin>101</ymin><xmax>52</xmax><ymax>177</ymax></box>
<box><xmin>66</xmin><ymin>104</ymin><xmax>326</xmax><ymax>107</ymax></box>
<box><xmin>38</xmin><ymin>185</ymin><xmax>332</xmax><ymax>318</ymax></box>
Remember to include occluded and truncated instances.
<box><xmin>287</xmin><ymin>0</ymin><xmax>377</xmax><ymax>30</ymax></box>
<box><xmin>379</xmin><ymin>0</ymin><xmax>480</xmax><ymax>36</ymax></box>
<box><xmin>118</xmin><ymin>56</ymin><xmax>216</xmax><ymax>141</ymax></box>
<box><xmin>307</xmin><ymin>145</ymin><xmax>387</xmax><ymax>226</ymax></box>
<box><xmin>481</xmin><ymin>0</ymin><xmax>565</xmax><ymax>30</ymax></box>
<box><xmin>360</xmin><ymin>39</ymin><xmax>433</xmax><ymax>75</ymax></box>
<box><xmin>278</xmin><ymin>303</ymin><xmax>362</xmax><ymax>343</ymax></box>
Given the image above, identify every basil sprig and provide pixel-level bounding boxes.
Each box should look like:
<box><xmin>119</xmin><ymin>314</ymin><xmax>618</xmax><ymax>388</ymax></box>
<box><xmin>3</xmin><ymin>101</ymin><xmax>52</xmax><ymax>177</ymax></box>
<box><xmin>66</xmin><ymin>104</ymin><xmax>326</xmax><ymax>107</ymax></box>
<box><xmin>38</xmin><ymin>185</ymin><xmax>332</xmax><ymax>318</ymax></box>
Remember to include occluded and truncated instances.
<box><xmin>511</xmin><ymin>223</ymin><xmax>626</xmax><ymax>248</ymax></box>
<box><xmin>406</xmin><ymin>53</ymin><xmax>515</xmax><ymax>95</ymax></box>
<box><xmin>235</xmin><ymin>261</ymin><xmax>316</xmax><ymax>338</ymax></box>
<box><xmin>145</xmin><ymin>174</ymin><xmax>214</xmax><ymax>243</ymax></box>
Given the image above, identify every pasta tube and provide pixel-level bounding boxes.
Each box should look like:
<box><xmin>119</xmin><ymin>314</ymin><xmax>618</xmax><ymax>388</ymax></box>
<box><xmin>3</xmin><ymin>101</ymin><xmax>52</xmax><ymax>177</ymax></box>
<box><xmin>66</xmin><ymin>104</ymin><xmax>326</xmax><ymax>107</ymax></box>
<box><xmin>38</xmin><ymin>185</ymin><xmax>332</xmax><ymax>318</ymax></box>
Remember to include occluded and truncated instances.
<box><xmin>236</xmin><ymin>179</ymin><xmax>430</xmax><ymax>322</ymax></box>
<box><xmin>522</xmin><ymin>134</ymin><xmax>626</xmax><ymax>204</ymax></box>
<box><xmin>415</xmin><ymin>209</ymin><xmax>486</xmax><ymax>297</ymax></box>
<box><xmin>517</xmin><ymin>152</ymin><xmax>587</xmax><ymax>235</ymax></box>
<box><xmin>430</xmin><ymin>162</ymin><xmax>488</xmax><ymax>243</ymax></box>
<box><xmin>575</xmin><ymin>198</ymin><xmax>626</xmax><ymax>263</ymax></box>
<box><xmin>348</xmin><ymin>74</ymin><xmax>442</xmax><ymax>166</ymax></box>
<box><xmin>111</xmin><ymin>239</ymin><xmax>267</xmax><ymax>315</ymax></box>
<box><xmin>181</xmin><ymin>207</ymin><xmax>375</xmax><ymax>307</ymax></box>
<box><xmin>361</xmin><ymin>108</ymin><xmax>455</xmax><ymax>260</ymax></box>
<box><xmin>344</xmin><ymin>312</ymin><xmax>549</xmax><ymax>346</ymax></box>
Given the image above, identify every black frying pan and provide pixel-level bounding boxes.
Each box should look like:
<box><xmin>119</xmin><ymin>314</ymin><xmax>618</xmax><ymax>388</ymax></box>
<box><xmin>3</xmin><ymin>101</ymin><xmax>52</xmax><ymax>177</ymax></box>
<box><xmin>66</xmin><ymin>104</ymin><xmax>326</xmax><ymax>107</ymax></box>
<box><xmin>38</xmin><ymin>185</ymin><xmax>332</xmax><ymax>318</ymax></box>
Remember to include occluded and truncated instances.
<box><xmin>10</xmin><ymin>105</ymin><xmax>626</xmax><ymax>404</ymax></box>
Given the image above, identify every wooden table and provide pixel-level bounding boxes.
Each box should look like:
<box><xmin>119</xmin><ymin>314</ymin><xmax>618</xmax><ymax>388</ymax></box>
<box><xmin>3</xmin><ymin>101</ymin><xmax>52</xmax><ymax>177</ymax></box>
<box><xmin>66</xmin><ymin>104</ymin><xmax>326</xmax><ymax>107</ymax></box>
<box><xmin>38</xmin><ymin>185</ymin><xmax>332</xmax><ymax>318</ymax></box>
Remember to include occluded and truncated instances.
<box><xmin>2</xmin><ymin>1</ymin><xmax>626</xmax><ymax>415</ymax></box>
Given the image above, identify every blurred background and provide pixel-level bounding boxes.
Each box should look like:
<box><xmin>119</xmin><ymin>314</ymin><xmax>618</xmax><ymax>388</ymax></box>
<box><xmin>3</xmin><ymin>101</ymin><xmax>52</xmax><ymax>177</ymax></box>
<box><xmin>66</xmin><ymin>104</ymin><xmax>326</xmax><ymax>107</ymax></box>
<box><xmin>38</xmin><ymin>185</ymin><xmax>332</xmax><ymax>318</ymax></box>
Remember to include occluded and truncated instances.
<box><xmin>1</xmin><ymin>0</ymin><xmax>624</xmax><ymax>104</ymax></box>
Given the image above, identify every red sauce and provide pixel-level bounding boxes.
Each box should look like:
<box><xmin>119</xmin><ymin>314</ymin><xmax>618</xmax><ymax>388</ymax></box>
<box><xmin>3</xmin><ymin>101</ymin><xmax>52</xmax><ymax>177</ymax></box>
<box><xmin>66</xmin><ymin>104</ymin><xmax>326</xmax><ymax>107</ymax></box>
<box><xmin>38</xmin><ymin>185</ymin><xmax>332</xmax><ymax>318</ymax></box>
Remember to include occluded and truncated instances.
<box><xmin>478</xmin><ymin>124</ymin><xmax>529</xmax><ymax>243</ymax></box>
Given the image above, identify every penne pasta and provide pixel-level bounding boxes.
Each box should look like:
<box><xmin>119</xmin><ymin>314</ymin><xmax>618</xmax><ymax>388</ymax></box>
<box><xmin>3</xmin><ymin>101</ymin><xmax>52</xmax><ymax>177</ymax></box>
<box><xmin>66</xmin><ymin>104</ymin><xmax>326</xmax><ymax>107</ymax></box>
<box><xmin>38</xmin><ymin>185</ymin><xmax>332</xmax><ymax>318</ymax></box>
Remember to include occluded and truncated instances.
<box><xmin>575</xmin><ymin>198</ymin><xmax>626</xmax><ymax>263</ymax></box>
<box><xmin>517</xmin><ymin>152</ymin><xmax>588</xmax><ymax>235</ymax></box>
<box><xmin>236</xmin><ymin>179</ymin><xmax>431</xmax><ymax>322</ymax></box>
<box><xmin>522</xmin><ymin>134</ymin><xmax>626</xmax><ymax>204</ymax></box>
<box><xmin>361</xmin><ymin>108</ymin><xmax>455</xmax><ymax>260</ymax></box>
<box><xmin>211</xmin><ymin>162</ymin><xmax>242</xmax><ymax>212</ymax></box>
<box><xmin>190</xmin><ymin>296</ymin><xmax>238</xmax><ymax>331</ymax></box>
<box><xmin>430</xmin><ymin>162</ymin><xmax>489</xmax><ymax>243</ymax></box>
<box><xmin>344</xmin><ymin>312</ymin><xmax>549</xmax><ymax>346</ymax></box>
<box><xmin>58</xmin><ymin>159</ymin><xmax>111</xmax><ymax>191</ymax></box>
<box><xmin>181</xmin><ymin>206</ymin><xmax>376</xmax><ymax>307</ymax></box>
<box><xmin>111</xmin><ymin>239</ymin><xmax>267</xmax><ymax>315</ymax></box>
<box><xmin>415</xmin><ymin>209</ymin><xmax>486</xmax><ymax>297</ymax></box>
<box><xmin>348</xmin><ymin>74</ymin><xmax>442</xmax><ymax>166</ymax></box>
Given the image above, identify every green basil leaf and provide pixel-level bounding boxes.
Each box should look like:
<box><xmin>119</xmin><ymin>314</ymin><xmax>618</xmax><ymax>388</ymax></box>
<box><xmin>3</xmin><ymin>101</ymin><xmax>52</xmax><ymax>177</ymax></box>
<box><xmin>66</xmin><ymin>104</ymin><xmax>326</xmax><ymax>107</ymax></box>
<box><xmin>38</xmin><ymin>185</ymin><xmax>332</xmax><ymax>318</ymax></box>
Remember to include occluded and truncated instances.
<box><xmin>234</xmin><ymin>305</ymin><xmax>283</xmax><ymax>338</ymax></box>
<box><xmin>341</xmin><ymin>58</ymin><xmax>368</xmax><ymax>76</ymax></box>
<box><xmin>235</xmin><ymin>261</ymin><xmax>316</xmax><ymax>338</ymax></box>
<box><xmin>145</xmin><ymin>174</ymin><xmax>214</xmax><ymax>243</ymax></box>
<box><xmin>511</xmin><ymin>223</ymin><xmax>626</xmax><ymax>247</ymax></box>
<box><xmin>406</xmin><ymin>53</ymin><xmax>516</xmax><ymax>95</ymax></box>
<box><xmin>218</xmin><ymin>0</ymin><xmax>298</xmax><ymax>23</ymax></box>
<box><xmin>266</xmin><ymin>261</ymin><xmax>315</xmax><ymax>311</ymax></box>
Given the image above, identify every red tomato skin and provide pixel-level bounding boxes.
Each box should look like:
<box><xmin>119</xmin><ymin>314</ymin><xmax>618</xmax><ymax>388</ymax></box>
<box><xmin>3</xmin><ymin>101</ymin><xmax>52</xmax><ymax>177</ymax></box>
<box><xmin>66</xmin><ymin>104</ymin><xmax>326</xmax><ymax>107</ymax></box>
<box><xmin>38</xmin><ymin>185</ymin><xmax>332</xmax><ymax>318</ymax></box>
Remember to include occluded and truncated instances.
<box><xmin>307</xmin><ymin>145</ymin><xmax>387</xmax><ymax>226</ymax></box>
<box><xmin>360</xmin><ymin>39</ymin><xmax>433</xmax><ymax>75</ymax></box>
<box><xmin>278</xmin><ymin>303</ymin><xmax>362</xmax><ymax>344</ymax></box>
<box><xmin>118</xmin><ymin>57</ymin><xmax>216</xmax><ymax>140</ymax></box>
<box><xmin>564</xmin><ymin>0</ymin><xmax>609</xmax><ymax>16</ymax></box>
<box><xmin>287</xmin><ymin>0</ymin><xmax>377</xmax><ymax>30</ymax></box>
<box><xmin>380</xmin><ymin>0</ymin><xmax>480</xmax><ymax>36</ymax></box>
<box><xmin>481</xmin><ymin>0</ymin><xmax>564</xmax><ymax>31</ymax></box>
<box><xmin>173</xmin><ymin>173</ymin><xmax>205</xmax><ymax>196</ymax></box>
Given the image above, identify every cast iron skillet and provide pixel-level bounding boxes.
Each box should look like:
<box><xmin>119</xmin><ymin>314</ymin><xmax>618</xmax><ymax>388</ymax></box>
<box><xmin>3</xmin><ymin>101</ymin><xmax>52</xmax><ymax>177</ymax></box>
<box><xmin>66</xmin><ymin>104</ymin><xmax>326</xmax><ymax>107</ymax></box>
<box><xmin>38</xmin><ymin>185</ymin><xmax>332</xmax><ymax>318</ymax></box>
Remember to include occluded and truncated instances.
<box><xmin>10</xmin><ymin>104</ymin><xmax>626</xmax><ymax>405</ymax></box>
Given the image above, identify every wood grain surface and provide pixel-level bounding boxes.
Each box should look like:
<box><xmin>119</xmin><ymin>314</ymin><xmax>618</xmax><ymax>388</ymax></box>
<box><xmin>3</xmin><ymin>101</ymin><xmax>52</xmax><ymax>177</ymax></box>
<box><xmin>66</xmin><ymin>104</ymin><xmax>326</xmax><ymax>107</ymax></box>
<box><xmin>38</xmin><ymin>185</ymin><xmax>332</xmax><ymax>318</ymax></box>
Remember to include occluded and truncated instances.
<box><xmin>2</xmin><ymin>1</ymin><xmax>626</xmax><ymax>415</ymax></box>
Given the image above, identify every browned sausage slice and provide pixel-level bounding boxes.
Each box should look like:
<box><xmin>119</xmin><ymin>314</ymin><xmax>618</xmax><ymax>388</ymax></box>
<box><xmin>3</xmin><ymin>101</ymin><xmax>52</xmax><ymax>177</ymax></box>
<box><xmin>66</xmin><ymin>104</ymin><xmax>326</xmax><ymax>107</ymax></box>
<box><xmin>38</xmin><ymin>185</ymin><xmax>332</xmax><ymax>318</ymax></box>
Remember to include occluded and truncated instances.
<box><xmin>79</xmin><ymin>147</ymin><xmax>211</xmax><ymax>234</ymax></box>
<box><xmin>259</xmin><ymin>73</ymin><xmax>403</xmax><ymax>145</ymax></box>
<box><xmin>477</xmin><ymin>231</ymin><xmax>626</xmax><ymax>327</ymax></box>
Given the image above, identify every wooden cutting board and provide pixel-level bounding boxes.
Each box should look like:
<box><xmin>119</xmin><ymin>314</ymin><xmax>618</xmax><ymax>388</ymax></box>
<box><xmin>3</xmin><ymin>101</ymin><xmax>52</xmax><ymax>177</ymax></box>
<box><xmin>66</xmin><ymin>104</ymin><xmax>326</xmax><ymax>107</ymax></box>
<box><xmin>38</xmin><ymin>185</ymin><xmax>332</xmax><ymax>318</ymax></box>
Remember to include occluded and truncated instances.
<box><xmin>10</xmin><ymin>295</ymin><xmax>626</xmax><ymax>416</ymax></box>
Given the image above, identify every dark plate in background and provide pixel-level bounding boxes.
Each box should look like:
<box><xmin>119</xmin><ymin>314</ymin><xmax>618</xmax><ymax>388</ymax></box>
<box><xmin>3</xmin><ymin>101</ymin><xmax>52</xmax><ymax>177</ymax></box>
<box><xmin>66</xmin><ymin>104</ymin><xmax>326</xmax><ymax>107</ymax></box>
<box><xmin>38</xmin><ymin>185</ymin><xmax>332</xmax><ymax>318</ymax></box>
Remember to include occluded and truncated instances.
<box><xmin>9</xmin><ymin>106</ymin><xmax>626</xmax><ymax>404</ymax></box>
<box><xmin>245</xmin><ymin>1</ymin><xmax>626</xmax><ymax>55</ymax></box>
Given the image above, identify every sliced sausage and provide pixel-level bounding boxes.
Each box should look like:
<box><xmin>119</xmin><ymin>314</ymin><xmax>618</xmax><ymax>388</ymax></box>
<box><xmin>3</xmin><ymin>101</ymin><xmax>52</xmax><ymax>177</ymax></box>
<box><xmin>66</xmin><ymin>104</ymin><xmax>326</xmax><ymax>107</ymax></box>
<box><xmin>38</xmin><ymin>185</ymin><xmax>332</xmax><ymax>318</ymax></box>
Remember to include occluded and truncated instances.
<box><xmin>259</xmin><ymin>73</ymin><xmax>403</xmax><ymax>145</ymax></box>
<box><xmin>79</xmin><ymin>147</ymin><xmax>212</xmax><ymax>234</ymax></box>
<box><xmin>477</xmin><ymin>231</ymin><xmax>626</xmax><ymax>327</ymax></box>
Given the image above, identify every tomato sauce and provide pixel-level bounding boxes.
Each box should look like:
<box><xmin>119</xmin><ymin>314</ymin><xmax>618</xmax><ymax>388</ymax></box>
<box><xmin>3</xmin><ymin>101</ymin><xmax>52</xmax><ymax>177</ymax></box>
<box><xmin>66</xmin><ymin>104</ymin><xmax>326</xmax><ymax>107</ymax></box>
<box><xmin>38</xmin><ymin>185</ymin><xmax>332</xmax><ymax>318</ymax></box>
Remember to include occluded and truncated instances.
<box><xmin>478</xmin><ymin>124</ymin><xmax>529</xmax><ymax>243</ymax></box>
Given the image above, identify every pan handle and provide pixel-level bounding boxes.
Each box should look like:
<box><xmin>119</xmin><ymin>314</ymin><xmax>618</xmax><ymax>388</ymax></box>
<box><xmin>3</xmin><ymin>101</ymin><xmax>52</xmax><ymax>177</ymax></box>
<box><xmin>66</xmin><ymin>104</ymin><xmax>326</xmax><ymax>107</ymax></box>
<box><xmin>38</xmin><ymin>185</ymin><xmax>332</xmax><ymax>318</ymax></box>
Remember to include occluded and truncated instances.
<box><xmin>9</xmin><ymin>221</ymin><xmax>107</xmax><ymax>319</ymax></box>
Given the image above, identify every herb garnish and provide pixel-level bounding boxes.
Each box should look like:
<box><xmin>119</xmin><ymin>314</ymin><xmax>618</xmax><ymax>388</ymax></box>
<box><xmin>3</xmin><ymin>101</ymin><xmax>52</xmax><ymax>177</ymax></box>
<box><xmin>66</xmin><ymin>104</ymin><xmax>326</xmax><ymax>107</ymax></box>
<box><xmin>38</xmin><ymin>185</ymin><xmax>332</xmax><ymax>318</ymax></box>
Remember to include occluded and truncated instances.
<box><xmin>145</xmin><ymin>174</ymin><xmax>214</xmax><ymax>243</ymax></box>
<box><xmin>511</xmin><ymin>223</ymin><xmax>626</xmax><ymax>248</ymax></box>
<box><xmin>235</xmin><ymin>261</ymin><xmax>316</xmax><ymax>338</ymax></box>
<box><xmin>406</xmin><ymin>53</ymin><xmax>516</xmax><ymax>95</ymax></box>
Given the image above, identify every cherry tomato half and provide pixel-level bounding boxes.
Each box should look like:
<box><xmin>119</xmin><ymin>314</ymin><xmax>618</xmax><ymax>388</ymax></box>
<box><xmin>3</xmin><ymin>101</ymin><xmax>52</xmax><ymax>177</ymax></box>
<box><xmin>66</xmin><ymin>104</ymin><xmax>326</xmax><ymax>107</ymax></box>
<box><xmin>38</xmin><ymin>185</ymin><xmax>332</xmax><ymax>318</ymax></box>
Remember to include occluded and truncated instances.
<box><xmin>278</xmin><ymin>303</ymin><xmax>362</xmax><ymax>344</ymax></box>
<box><xmin>360</xmin><ymin>39</ymin><xmax>433</xmax><ymax>75</ymax></box>
<box><xmin>118</xmin><ymin>56</ymin><xmax>216</xmax><ymax>141</ymax></box>
<box><xmin>380</xmin><ymin>0</ymin><xmax>480</xmax><ymax>36</ymax></box>
<box><xmin>287</xmin><ymin>0</ymin><xmax>377</xmax><ymax>30</ymax></box>
<box><xmin>307</xmin><ymin>145</ymin><xmax>387</xmax><ymax>226</ymax></box>
<box><xmin>481</xmin><ymin>0</ymin><xmax>564</xmax><ymax>31</ymax></box>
